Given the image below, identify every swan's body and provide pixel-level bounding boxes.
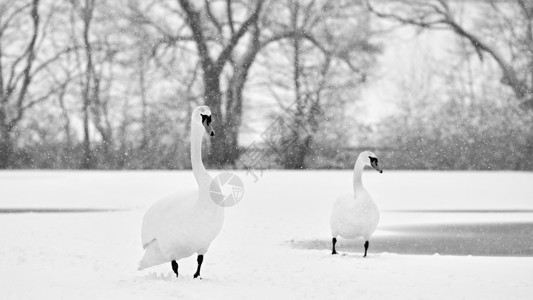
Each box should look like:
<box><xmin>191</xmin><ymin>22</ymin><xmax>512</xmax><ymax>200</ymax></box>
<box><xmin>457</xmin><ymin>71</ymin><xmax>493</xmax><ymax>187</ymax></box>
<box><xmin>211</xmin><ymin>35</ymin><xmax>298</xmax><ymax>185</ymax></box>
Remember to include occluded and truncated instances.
<box><xmin>139</xmin><ymin>106</ymin><xmax>222</xmax><ymax>278</ymax></box>
<box><xmin>139</xmin><ymin>190</ymin><xmax>224</xmax><ymax>268</ymax></box>
<box><xmin>330</xmin><ymin>151</ymin><xmax>382</xmax><ymax>257</ymax></box>
<box><xmin>330</xmin><ymin>193</ymin><xmax>379</xmax><ymax>240</ymax></box>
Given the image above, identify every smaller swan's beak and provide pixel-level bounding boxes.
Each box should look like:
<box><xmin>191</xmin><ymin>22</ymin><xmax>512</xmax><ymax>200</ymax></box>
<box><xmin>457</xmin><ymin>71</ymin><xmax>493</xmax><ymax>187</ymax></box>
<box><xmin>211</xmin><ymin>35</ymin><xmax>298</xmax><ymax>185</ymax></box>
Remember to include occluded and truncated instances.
<box><xmin>202</xmin><ymin>118</ymin><xmax>214</xmax><ymax>137</ymax></box>
<box><xmin>371</xmin><ymin>161</ymin><xmax>383</xmax><ymax>173</ymax></box>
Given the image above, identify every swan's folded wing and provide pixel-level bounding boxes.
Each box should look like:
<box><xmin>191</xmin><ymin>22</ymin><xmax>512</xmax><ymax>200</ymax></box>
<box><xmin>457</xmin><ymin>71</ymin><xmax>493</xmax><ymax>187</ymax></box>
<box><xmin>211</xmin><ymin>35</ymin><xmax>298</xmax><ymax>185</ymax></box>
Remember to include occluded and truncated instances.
<box><xmin>141</xmin><ymin>190</ymin><xmax>196</xmax><ymax>248</ymax></box>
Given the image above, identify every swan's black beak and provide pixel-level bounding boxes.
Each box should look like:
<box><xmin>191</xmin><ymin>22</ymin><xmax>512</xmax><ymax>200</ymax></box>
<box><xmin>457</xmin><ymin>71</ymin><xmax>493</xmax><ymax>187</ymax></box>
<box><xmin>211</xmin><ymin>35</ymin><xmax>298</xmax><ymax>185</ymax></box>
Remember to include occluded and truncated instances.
<box><xmin>373</xmin><ymin>163</ymin><xmax>383</xmax><ymax>173</ymax></box>
<box><xmin>201</xmin><ymin>114</ymin><xmax>214</xmax><ymax>137</ymax></box>
<box><xmin>370</xmin><ymin>157</ymin><xmax>383</xmax><ymax>173</ymax></box>
<box><xmin>203</xmin><ymin>124</ymin><xmax>214</xmax><ymax>137</ymax></box>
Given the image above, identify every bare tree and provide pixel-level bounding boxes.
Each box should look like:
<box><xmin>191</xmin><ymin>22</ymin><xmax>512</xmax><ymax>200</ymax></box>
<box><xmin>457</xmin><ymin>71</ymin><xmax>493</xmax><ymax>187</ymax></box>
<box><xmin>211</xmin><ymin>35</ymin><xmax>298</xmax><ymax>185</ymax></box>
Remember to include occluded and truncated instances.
<box><xmin>122</xmin><ymin>0</ymin><xmax>204</xmax><ymax>168</ymax></box>
<box><xmin>177</xmin><ymin>0</ymin><xmax>264</xmax><ymax>167</ymax></box>
<box><xmin>366</xmin><ymin>0</ymin><xmax>533</xmax><ymax>166</ymax></box>
<box><xmin>68</xmin><ymin>0</ymin><xmax>96</xmax><ymax>168</ymax></box>
<box><xmin>125</xmin><ymin>0</ymin><xmax>374</xmax><ymax>168</ymax></box>
<box><xmin>263</xmin><ymin>0</ymin><xmax>379</xmax><ymax>169</ymax></box>
<box><xmin>69</xmin><ymin>0</ymin><xmax>124</xmax><ymax>168</ymax></box>
<box><xmin>367</xmin><ymin>0</ymin><xmax>532</xmax><ymax>107</ymax></box>
<box><xmin>0</xmin><ymin>0</ymin><xmax>72</xmax><ymax>168</ymax></box>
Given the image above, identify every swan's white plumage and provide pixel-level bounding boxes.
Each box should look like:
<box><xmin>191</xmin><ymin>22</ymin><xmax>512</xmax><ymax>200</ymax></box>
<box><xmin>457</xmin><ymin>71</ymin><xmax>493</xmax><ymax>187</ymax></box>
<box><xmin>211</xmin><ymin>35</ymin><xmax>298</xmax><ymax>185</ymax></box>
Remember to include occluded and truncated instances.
<box><xmin>330</xmin><ymin>192</ymin><xmax>379</xmax><ymax>240</ymax></box>
<box><xmin>138</xmin><ymin>106</ymin><xmax>224</xmax><ymax>271</ymax></box>
<box><xmin>139</xmin><ymin>190</ymin><xmax>224</xmax><ymax>270</ymax></box>
<box><xmin>330</xmin><ymin>151</ymin><xmax>381</xmax><ymax>242</ymax></box>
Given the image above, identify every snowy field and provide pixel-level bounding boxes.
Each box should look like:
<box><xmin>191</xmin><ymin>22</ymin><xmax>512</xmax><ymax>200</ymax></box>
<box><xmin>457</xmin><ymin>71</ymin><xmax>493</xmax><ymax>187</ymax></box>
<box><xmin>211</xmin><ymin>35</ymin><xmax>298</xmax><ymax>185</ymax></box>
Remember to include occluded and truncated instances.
<box><xmin>1</xmin><ymin>170</ymin><xmax>532</xmax><ymax>299</ymax></box>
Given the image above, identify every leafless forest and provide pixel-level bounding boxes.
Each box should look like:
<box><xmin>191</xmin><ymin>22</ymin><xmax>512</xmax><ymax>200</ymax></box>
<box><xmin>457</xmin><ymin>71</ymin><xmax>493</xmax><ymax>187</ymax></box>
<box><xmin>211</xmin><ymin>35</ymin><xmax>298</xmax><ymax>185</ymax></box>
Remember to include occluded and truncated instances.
<box><xmin>0</xmin><ymin>0</ymin><xmax>531</xmax><ymax>170</ymax></box>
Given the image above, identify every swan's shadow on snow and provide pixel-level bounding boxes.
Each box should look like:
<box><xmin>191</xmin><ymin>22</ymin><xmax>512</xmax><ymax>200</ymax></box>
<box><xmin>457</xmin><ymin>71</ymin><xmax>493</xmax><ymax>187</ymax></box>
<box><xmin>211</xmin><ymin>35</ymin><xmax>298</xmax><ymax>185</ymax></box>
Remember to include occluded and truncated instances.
<box><xmin>291</xmin><ymin>222</ymin><xmax>533</xmax><ymax>257</ymax></box>
<box><xmin>141</xmin><ymin>272</ymin><xmax>210</xmax><ymax>282</ymax></box>
<box><xmin>142</xmin><ymin>272</ymin><xmax>178</xmax><ymax>282</ymax></box>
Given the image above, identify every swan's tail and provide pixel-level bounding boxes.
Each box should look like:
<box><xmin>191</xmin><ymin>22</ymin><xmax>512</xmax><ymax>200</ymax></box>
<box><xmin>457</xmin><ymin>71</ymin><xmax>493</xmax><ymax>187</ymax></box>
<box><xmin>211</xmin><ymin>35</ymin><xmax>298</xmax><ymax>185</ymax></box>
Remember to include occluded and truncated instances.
<box><xmin>138</xmin><ymin>239</ymin><xmax>168</xmax><ymax>270</ymax></box>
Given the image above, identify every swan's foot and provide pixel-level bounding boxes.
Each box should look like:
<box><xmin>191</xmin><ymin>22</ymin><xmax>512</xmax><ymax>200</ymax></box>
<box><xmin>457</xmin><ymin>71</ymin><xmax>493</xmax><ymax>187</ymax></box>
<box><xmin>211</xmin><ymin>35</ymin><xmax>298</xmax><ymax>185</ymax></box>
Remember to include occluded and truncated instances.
<box><xmin>171</xmin><ymin>260</ymin><xmax>179</xmax><ymax>277</ymax></box>
<box><xmin>193</xmin><ymin>255</ymin><xmax>204</xmax><ymax>279</ymax></box>
<box><xmin>363</xmin><ymin>240</ymin><xmax>369</xmax><ymax>257</ymax></box>
<box><xmin>332</xmin><ymin>237</ymin><xmax>338</xmax><ymax>255</ymax></box>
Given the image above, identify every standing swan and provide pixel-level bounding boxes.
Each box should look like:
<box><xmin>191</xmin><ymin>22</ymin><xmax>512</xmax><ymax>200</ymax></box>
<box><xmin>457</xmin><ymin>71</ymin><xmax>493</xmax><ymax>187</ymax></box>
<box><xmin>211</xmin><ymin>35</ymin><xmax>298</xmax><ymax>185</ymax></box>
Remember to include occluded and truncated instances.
<box><xmin>330</xmin><ymin>151</ymin><xmax>383</xmax><ymax>257</ymax></box>
<box><xmin>139</xmin><ymin>106</ymin><xmax>223</xmax><ymax>279</ymax></box>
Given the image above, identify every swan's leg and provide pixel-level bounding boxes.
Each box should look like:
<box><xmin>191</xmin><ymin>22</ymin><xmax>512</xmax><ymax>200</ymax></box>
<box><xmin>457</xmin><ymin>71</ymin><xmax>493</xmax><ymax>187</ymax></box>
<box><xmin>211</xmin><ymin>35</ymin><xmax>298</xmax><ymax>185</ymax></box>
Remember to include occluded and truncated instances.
<box><xmin>363</xmin><ymin>240</ymin><xmax>369</xmax><ymax>257</ymax></box>
<box><xmin>193</xmin><ymin>255</ymin><xmax>204</xmax><ymax>279</ymax></box>
<box><xmin>332</xmin><ymin>237</ymin><xmax>338</xmax><ymax>255</ymax></box>
<box><xmin>171</xmin><ymin>260</ymin><xmax>179</xmax><ymax>277</ymax></box>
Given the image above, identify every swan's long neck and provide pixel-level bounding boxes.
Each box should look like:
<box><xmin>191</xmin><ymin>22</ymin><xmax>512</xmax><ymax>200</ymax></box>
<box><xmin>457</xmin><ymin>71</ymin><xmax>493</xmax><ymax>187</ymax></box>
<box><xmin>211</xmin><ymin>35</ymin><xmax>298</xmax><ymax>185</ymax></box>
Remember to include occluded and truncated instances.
<box><xmin>191</xmin><ymin>120</ymin><xmax>210</xmax><ymax>188</ymax></box>
<box><xmin>353</xmin><ymin>157</ymin><xmax>365</xmax><ymax>194</ymax></box>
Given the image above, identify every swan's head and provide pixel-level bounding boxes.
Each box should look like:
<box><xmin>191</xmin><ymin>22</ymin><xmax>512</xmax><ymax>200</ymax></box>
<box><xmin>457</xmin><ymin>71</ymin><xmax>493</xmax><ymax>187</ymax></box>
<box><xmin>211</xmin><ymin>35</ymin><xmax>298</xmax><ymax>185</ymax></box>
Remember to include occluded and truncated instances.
<box><xmin>359</xmin><ymin>151</ymin><xmax>383</xmax><ymax>173</ymax></box>
<box><xmin>193</xmin><ymin>105</ymin><xmax>215</xmax><ymax>137</ymax></box>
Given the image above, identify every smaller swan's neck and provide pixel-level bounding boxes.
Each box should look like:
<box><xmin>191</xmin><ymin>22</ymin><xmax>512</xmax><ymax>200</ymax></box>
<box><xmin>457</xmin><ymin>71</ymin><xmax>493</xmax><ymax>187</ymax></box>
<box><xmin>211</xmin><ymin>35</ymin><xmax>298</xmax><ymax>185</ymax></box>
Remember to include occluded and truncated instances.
<box><xmin>191</xmin><ymin>121</ymin><xmax>210</xmax><ymax>188</ymax></box>
<box><xmin>353</xmin><ymin>157</ymin><xmax>365</xmax><ymax>194</ymax></box>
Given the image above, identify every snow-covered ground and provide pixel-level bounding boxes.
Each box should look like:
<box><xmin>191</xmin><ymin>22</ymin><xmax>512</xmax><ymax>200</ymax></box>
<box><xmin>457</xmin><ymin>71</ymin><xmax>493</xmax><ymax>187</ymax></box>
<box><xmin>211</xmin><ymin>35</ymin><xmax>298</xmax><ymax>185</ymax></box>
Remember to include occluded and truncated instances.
<box><xmin>1</xmin><ymin>170</ymin><xmax>532</xmax><ymax>299</ymax></box>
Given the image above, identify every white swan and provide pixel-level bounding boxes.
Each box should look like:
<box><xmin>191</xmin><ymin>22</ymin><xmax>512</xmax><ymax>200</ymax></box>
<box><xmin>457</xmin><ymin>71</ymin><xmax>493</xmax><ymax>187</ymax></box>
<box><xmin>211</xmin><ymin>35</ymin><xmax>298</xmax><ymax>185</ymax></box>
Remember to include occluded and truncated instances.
<box><xmin>138</xmin><ymin>105</ymin><xmax>224</xmax><ymax>278</ymax></box>
<box><xmin>330</xmin><ymin>151</ymin><xmax>382</xmax><ymax>257</ymax></box>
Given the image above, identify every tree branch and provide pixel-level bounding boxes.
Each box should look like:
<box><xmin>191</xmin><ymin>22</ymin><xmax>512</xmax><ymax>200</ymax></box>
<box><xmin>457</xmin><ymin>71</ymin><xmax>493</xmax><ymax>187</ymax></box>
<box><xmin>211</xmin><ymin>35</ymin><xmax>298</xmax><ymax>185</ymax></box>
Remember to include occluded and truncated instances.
<box><xmin>14</xmin><ymin>0</ymin><xmax>40</xmax><ymax>119</ymax></box>
<box><xmin>204</xmin><ymin>0</ymin><xmax>223</xmax><ymax>38</ymax></box>
<box><xmin>178</xmin><ymin>0</ymin><xmax>213</xmax><ymax>71</ymax></box>
<box><xmin>213</xmin><ymin>0</ymin><xmax>263</xmax><ymax>74</ymax></box>
<box><xmin>0</xmin><ymin>3</ymin><xmax>31</xmax><ymax>35</ymax></box>
<box><xmin>226</xmin><ymin>0</ymin><xmax>235</xmax><ymax>35</ymax></box>
<box><xmin>367</xmin><ymin>0</ymin><xmax>532</xmax><ymax>102</ymax></box>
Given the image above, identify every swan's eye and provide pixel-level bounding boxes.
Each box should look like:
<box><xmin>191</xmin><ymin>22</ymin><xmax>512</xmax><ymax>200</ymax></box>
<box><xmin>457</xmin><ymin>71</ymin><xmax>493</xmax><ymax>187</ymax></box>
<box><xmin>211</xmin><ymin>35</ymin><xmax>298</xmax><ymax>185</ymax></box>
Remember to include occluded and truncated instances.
<box><xmin>369</xmin><ymin>157</ymin><xmax>378</xmax><ymax>164</ymax></box>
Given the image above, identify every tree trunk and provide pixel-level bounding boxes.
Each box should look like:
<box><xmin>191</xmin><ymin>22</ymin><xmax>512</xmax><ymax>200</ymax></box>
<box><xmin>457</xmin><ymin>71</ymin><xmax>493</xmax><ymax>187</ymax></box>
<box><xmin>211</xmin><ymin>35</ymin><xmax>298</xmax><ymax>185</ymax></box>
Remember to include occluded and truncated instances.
<box><xmin>79</xmin><ymin>0</ymin><xmax>95</xmax><ymax>169</ymax></box>
<box><xmin>0</xmin><ymin>125</ymin><xmax>13</xmax><ymax>169</ymax></box>
<box><xmin>203</xmin><ymin>73</ymin><xmax>235</xmax><ymax>167</ymax></box>
<box><xmin>224</xmin><ymin>78</ymin><xmax>243</xmax><ymax>166</ymax></box>
<box><xmin>223</xmin><ymin>63</ymin><xmax>253</xmax><ymax>167</ymax></box>
<box><xmin>139</xmin><ymin>54</ymin><xmax>148</xmax><ymax>151</ymax></box>
<box><xmin>525</xmin><ymin>126</ymin><xmax>533</xmax><ymax>169</ymax></box>
<box><xmin>281</xmin><ymin>135</ymin><xmax>312</xmax><ymax>169</ymax></box>
<box><xmin>81</xmin><ymin>100</ymin><xmax>92</xmax><ymax>169</ymax></box>
<box><xmin>281</xmin><ymin>3</ymin><xmax>308</xmax><ymax>170</ymax></box>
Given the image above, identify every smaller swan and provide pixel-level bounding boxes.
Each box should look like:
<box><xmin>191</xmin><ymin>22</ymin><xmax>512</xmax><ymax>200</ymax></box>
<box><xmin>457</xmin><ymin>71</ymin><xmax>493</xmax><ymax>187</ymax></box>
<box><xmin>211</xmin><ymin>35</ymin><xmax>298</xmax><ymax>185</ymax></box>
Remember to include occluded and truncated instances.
<box><xmin>330</xmin><ymin>151</ymin><xmax>383</xmax><ymax>257</ymax></box>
